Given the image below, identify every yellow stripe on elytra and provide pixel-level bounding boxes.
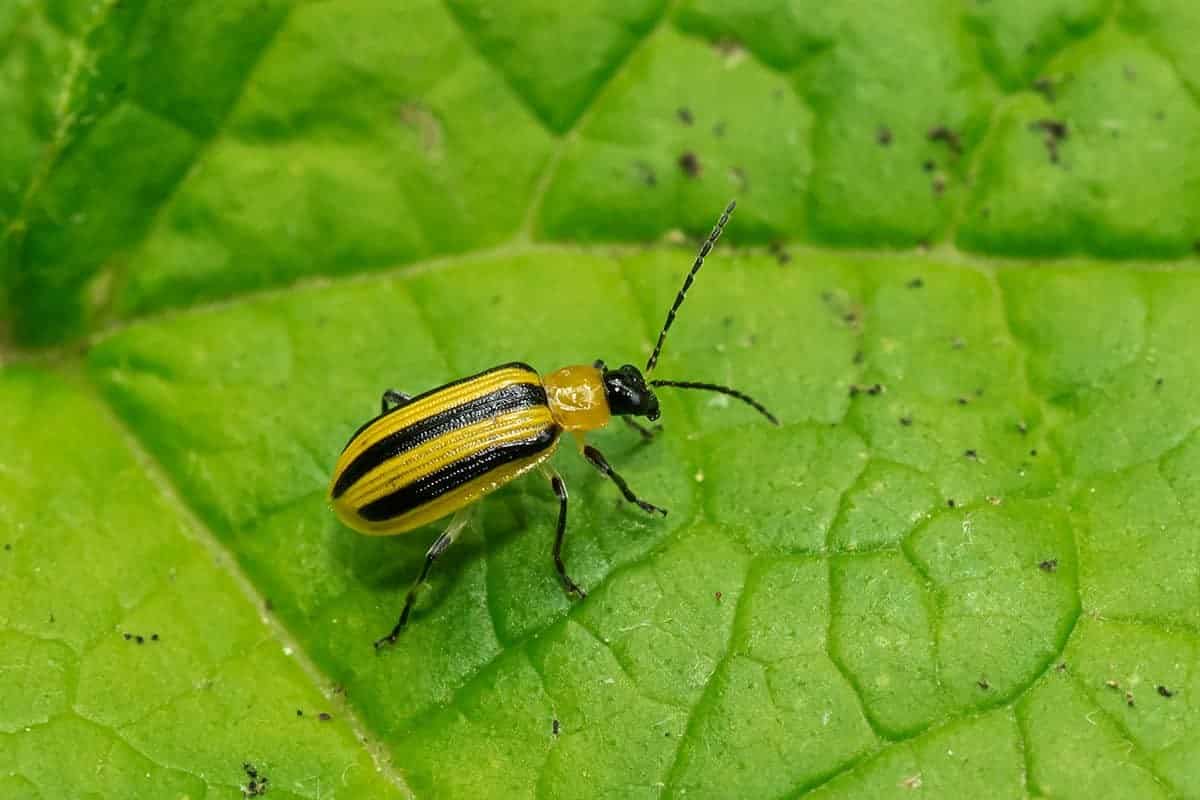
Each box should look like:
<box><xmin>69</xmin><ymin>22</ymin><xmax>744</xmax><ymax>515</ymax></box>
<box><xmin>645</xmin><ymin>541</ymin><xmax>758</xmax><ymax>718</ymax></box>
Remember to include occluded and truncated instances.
<box><xmin>338</xmin><ymin>405</ymin><xmax>556</xmax><ymax>510</ymax></box>
<box><xmin>345</xmin><ymin>450</ymin><xmax>555</xmax><ymax>535</ymax></box>
<box><xmin>337</xmin><ymin>365</ymin><xmax>541</xmax><ymax>469</ymax></box>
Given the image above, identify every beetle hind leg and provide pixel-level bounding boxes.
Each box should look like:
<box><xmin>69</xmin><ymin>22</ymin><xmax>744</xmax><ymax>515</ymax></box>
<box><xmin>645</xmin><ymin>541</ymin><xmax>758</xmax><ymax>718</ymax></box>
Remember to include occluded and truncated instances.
<box><xmin>374</xmin><ymin>507</ymin><xmax>472</xmax><ymax>650</ymax></box>
<box><xmin>380</xmin><ymin>389</ymin><xmax>413</xmax><ymax>414</ymax></box>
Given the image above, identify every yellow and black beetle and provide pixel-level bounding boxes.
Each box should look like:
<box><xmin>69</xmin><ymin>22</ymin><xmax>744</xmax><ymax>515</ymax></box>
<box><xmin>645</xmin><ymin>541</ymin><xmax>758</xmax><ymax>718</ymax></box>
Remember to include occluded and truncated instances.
<box><xmin>330</xmin><ymin>202</ymin><xmax>778</xmax><ymax>648</ymax></box>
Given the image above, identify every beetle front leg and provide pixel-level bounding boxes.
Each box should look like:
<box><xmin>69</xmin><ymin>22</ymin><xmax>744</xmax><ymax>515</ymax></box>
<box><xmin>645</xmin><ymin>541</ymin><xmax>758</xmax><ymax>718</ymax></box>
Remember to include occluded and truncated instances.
<box><xmin>582</xmin><ymin>444</ymin><xmax>667</xmax><ymax>516</ymax></box>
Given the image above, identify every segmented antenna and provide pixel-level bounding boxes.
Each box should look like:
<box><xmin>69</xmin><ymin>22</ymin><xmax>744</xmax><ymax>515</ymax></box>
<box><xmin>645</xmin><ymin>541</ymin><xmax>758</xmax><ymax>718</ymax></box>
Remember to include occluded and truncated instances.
<box><xmin>645</xmin><ymin>201</ymin><xmax>737</xmax><ymax>372</ymax></box>
<box><xmin>649</xmin><ymin>379</ymin><xmax>780</xmax><ymax>426</ymax></box>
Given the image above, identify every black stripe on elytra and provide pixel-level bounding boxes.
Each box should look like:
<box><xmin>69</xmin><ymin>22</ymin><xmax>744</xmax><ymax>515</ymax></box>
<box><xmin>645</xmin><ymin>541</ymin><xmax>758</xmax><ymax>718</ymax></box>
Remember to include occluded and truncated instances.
<box><xmin>357</xmin><ymin>425</ymin><xmax>560</xmax><ymax>522</ymax></box>
<box><xmin>339</xmin><ymin>362</ymin><xmax>539</xmax><ymax>453</ymax></box>
<box><xmin>332</xmin><ymin>380</ymin><xmax>548</xmax><ymax>499</ymax></box>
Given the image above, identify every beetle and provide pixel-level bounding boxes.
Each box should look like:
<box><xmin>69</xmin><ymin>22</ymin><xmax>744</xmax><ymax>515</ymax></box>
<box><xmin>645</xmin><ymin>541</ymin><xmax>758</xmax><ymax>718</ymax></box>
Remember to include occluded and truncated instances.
<box><xmin>329</xmin><ymin>201</ymin><xmax>778</xmax><ymax>649</ymax></box>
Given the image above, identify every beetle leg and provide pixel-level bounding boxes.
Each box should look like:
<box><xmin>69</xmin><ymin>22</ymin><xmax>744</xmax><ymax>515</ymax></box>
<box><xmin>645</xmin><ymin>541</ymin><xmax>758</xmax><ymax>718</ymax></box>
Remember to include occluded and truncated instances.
<box><xmin>621</xmin><ymin>416</ymin><xmax>662</xmax><ymax>441</ymax></box>
<box><xmin>544</xmin><ymin>467</ymin><xmax>586</xmax><ymax>599</ymax></box>
<box><xmin>582</xmin><ymin>444</ymin><xmax>668</xmax><ymax>516</ymax></box>
<box><xmin>380</xmin><ymin>389</ymin><xmax>414</xmax><ymax>414</ymax></box>
<box><xmin>374</xmin><ymin>507</ymin><xmax>471</xmax><ymax>650</ymax></box>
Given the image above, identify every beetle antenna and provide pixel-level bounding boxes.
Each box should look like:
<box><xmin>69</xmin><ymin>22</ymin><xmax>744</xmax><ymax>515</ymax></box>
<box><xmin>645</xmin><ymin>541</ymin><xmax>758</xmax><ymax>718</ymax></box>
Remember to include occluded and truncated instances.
<box><xmin>648</xmin><ymin>379</ymin><xmax>779</xmax><ymax>426</ymax></box>
<box><xmin>645</xmin><ymin>200</ymin><xmax>736</xmax><ymax>373</ymax></box>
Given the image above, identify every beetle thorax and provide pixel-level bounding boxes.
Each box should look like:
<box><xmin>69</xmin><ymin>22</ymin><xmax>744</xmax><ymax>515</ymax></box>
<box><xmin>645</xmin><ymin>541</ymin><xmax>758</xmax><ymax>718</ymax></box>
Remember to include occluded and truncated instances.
<box><xmin>543</xmin><ymin>365</ymin><xmax>612</xmax><ymax>432</ymax></box>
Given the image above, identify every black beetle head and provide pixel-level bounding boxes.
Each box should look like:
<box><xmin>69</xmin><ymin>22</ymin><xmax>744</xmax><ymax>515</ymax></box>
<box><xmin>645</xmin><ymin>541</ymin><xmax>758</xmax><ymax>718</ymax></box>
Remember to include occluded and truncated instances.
<box><xmin>601</xmin><ymin>364</ymin><xmax>660</xmax><ymax>421</ymax></box>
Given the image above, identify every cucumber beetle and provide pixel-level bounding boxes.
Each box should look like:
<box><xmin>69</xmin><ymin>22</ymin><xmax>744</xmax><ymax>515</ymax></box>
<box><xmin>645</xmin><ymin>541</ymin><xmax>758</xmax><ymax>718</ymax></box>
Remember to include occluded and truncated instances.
<box><xmin>330</xmin><ymin>201</ymin><xmax>778</xmax><ymax>649</ymax></box>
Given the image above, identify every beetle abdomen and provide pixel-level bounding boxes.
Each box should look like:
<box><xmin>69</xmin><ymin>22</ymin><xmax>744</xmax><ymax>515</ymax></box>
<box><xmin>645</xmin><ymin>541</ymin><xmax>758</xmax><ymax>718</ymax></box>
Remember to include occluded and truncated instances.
<box><xmin>330</xmin><ymin>363</ymin><xmax>560</xmax><ymax>535</ymax></box>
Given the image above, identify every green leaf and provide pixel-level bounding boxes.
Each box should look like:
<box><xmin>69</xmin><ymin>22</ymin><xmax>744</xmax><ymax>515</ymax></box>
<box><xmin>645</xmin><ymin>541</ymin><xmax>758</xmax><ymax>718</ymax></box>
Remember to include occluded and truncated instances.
<box><xmin>3</xmin><ymin>2</ymin><xmax>1200</xmax><ymax>798</ymax></box>
<box><xmin>0</xmin><ymin>367</ymin><xmax>405</xmax><ymax>798</ymax></box>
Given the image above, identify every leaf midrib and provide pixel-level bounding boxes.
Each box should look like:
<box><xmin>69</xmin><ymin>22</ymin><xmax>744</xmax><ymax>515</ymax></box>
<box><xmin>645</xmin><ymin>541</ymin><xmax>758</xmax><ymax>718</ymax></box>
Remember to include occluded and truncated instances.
<box><xmin>66</xmin><ymin>364</ymin><xmax>415</xmax><ymax>797</ymax></box>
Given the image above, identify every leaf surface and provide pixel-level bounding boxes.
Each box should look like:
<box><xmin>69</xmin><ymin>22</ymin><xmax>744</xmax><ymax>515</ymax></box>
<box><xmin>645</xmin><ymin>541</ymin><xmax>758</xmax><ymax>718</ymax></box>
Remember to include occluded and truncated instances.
<box><xmin>3</xmin><ymin>2</ymin><xmax>1200</xmax><ymax>798</ymax></box>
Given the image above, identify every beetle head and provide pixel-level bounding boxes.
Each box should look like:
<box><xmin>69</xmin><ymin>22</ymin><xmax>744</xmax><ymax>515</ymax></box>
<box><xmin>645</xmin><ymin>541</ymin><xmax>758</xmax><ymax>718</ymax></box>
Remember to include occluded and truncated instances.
<box><xmin>601</xmin><ymin>364</ymin><xmax>660</xmax><ymax>421</ymax></box>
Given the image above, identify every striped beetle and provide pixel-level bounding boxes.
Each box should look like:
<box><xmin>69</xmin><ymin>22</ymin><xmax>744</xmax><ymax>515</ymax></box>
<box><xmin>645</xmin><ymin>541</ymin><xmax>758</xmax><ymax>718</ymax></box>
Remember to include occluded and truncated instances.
<box><xmin>330</xmin><ymin>202</ymin><xmax>778</xmax><ymax>649</ymax></box>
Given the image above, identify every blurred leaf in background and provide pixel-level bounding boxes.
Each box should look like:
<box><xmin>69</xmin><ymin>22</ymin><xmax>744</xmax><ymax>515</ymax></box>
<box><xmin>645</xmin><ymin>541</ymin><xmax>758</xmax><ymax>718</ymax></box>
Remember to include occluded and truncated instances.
<box><xmin>2</xmin><ymin>0</ymin><xmax>1199</xmax><ymax>798</ymax></box>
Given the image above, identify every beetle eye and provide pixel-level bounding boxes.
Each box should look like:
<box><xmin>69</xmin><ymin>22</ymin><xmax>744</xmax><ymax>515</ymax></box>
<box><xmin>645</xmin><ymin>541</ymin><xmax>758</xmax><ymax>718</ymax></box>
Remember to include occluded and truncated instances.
<box><xmin>620</xmin><ymin>364</ymin><xmax>649</xmax><ymax>390</ymax></box>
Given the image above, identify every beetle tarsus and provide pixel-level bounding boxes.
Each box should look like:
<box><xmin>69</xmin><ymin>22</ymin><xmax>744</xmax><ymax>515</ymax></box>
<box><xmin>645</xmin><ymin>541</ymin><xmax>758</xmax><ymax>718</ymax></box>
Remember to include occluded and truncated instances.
<box><xmin>639</xmin><ymin>500</ymin><xmax>668</xmax><ymax>516</ymax></box>
<box><xmin>560</xmin><ymin>571</ymin><xmax>587</xmax><ymax>599</ymax></box>
<box><xmin>374</xmin><ymin>632</ymin><xmax>400</xmax><ymax>650</ymax></box>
